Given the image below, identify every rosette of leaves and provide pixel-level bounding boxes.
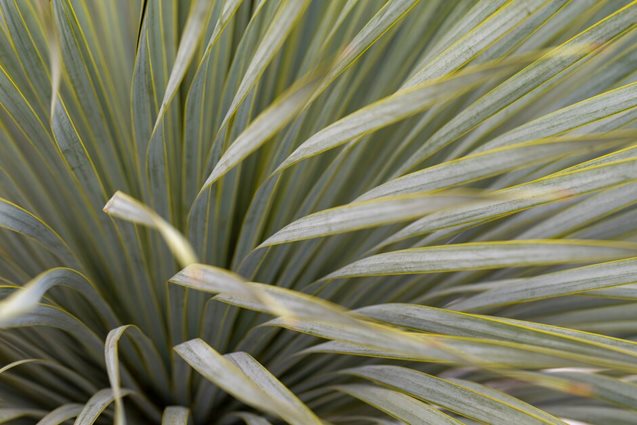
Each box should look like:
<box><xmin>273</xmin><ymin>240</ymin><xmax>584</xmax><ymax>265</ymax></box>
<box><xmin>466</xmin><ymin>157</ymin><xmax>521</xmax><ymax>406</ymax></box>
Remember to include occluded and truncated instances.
<box><xmin>2</xmin><ymin>0</ymin><xmax>637</xmax><ymax>424</ymax></box>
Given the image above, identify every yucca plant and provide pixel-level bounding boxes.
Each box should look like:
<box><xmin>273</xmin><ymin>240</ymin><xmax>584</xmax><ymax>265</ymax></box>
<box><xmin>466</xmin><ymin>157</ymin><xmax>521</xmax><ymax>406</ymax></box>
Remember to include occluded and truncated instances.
<box><xmin>2</xmin><ymin>0</ymin><xmax>637</xmax><ymax>423</ymax></box>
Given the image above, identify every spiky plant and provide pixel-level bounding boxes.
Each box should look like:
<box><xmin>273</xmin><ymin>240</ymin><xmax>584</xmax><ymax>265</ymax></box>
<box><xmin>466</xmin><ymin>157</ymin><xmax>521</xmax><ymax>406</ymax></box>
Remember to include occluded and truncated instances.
<box><xmin>2</xmin><ymin>0</ymin><xmax>637</xmax><ymax>423</ymax></box>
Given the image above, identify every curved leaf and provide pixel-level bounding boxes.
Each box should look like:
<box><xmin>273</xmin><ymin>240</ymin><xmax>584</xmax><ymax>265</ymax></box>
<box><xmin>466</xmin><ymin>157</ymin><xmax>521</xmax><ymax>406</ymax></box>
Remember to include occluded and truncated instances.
<box><xmin>37</xmin><ymin>404</ymin><xmax>83</xmax><ymax>425</ymax></box>
<box><xmin>343</xmin><ymin>365</ymin><xmax>565</xmax><ymax>425</ymax></box>
<box><xmin>335</xmin><ymin>384</ymin><xmax>462</xmax><ymax>425</ymax></box>
<box><xmin>73</xmin><ymin>388</ymin><xmax>131</xmax><ymax>425</ymax></box>
<box><xmin>103</xmin><ymin>191</ymin><xmax>197</xmax><ymax>267</ymax></box>
<box><xmin>0</xmin><ymin>198</ymin><xmax>77</xmax><ymax>266</ymax></box>
<box><xmin>174</xmin><ymin>339</ymin><xmax>321</xmax><ymax>425</ymax></box>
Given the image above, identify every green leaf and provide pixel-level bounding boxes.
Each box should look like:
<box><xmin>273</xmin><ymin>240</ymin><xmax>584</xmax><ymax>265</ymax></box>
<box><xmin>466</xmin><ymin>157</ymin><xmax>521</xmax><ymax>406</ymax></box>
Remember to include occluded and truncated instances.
<box><xmin>36</xmin><ymin>404</ymin><xmax>83</xmax><ymax>425</ymax></box>
<box><xmin>517</xmin><ymin>181</ymin><xmax>637</xmax><ymax>238</ymax></box>
<box><xmin>334</xmin><ymin>384</ymin><xmax>462</xmax><ymax>425</ymax></box>
<box><xmin>343</xmin><ymin>365</ymin><xmax>565</xmax><ymax>425</ymax></box>
<box><xmin>161</xmin><ymin>406</ymin><xmax>190</xmax><ymax>425</ymax></box>
<box><xmin>221</xmin><ymin>0</ymin><xmax>311</xmax><ymax>127</ymax></box>
<box><xmin>396</xmin><ymin>2</ymin><xmax>637</xmax><ymax>174</ymax></box>
<box><xmin>34</xmin><ymin>0</ymin><xmax>62</xmax><ymax>119</ymax></box>
<box><xmin>382</xmin><ymin>157</ymin><xmax>637</xmax><ymax>244</ymax></box>
<box><xmin>0</xmin><ymin>304</ymin><xmax>104</xmax><ymax>362</ymax></box>
<box><xmin>105</xmin><ymin>325</ymin><xmax>170</xmax><ymax>425</ymax></box>
<box><xmin>171</xmin><ymin>264</ymin><xmax>637</xmax><ymax>371</ymax></box>
<box><xmin>405</xmin><ymin>0</ymin><xmax>551</xmax><ymax>85</ymax></box>
<box><xmin>73</xmin><ymin>388</ymin><xmax>131</xmax><ymax>425</ymax></box>
<box><xmin>203</xmin><ymin>69</ymin><xmax>325</xmax><ymax>186</ymax></box>
<box><xmin>449</xmin><ymin>257</ymin><xmax>637</xmax><ymax>312</ymax></box>
<box><xmin>0</xmin><ymin>408</ymin><xmax>45</xmax><ymax>423</ymax></box>
<box><xmin>543</xmin><ymin>405</ymin><xmax>637</xmax><ymax>425</ymax></box>
<box><xmin>103</xmin><ymin>191</ymin><xmax>197</xmax><ymax>267</ymax></box>
<box><xmin>520</xmin><ymin>370</ymin><xmax>637</xmax><ymax>409</ymax></box>
<box><xmin>5</xmin><ymin>1</ymin><xmax>637</xmax><ymax>423</ymax></box>
<box><xmin>171</xmin><ymin>263</ymin><xmax>354</xmax><ymax>322</ymax></box>
<box><xmin>293</xmin><ymin>322</ymin><xmax>637</xmax><ymax>371</ymax></box>
<box><xmin>445</xmin><ymin>378</ymin><xmax>566</xmax><ymax>425</ymax></box>
<box><xmin>325</xmin><ymin>240</ymin><xmax>637</xmax><ymax>279</ymax></box>
<box><xmin>174</xmin><ymin>339</ymin><xmax>321</xmax><ymax>425</ymax></box>
<box><xmin>260</xmin><ymin>191</ymin><xmax>490</xmax><ymax>246</ymax></box>
<box><xmin>131</xmin><ymin>0</ymin><xmax>177</xmax><ymax>157</ymax></box>
<box><xmin>152</xmin><ymin>0</ymin><xmax>214</xmax><ymax>133</ymax></box>
<box><xmin>226</xmin><ymin>351</ymin><xmax>321</xmax><ymax>425</ymax></box>
<box><xmin>313</xmin><ymin>0</ymin><xmax>420</xmax><ymax>98</ymax></box>
<box><xmin>356</xmin><ymin>303</ymin><xmax>637</xmax><ymax>364</ymax></box>
<box><xmin>0</xmin><ymin>268</ymin><xmax>117</xmax><ymax>329</ymax></box>
<box><xmin>0</xmin><ymin>198</ymin><xmax>77</xmax><ymax>266</ymax></box>
<box><xmin>52</xmin><ymin>0</ymin><xmax>136</xmax><ymax>189</ymax></box>
<box><xmin>232</xmin><ymin>412</ymin><xmax>273</xmax><ymax>425</ymax></box>
<box><xmin>475</xmin><ymin>82</ymin><xmax>637</xmax><ymax>154</ymax></box>
<box><xmin>274</xmin><ymin>60</ymin><xmax>519</xmax><ymax>174</ymax></box>
<box><xmin>357</xmin><ymin>132</ymin><xmax>635</xmax><ymax>201</ymax></box>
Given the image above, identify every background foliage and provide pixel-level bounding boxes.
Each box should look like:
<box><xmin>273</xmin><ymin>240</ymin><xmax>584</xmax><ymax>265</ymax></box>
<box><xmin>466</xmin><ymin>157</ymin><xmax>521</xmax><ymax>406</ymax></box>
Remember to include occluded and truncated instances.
<box><xmin>2</xmin><ymin>0</ymin><xmax>637</xmax><ymax>424</ymax></box>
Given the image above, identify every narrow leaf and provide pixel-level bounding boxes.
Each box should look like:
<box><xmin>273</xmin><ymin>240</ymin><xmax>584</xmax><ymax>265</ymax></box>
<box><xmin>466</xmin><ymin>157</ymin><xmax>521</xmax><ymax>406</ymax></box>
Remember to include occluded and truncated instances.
<box><xmin>103</xmin><ymin>191</ymin><xmax>197</xmax><ymax>267</ymax></box>
<box><xmin>221</xmin><ymin>0</ymin><xmax>311</xmax><ymax>126</ymax></box>
<box><xmin>174</xmin><ymin>339</ymin><xmax>320</xmax><ymax>425</ymax></box>
<box><xmin>335</xmin><ymin>384</ymin><xmax>462</xmax><ymax>425</ymax></box>
<box><xmin>73</xmin><ymin>388</ymin><xmax>131</xmax><ymax>425</ymax></box>
<box><xmin>325</xmin><ymin>240</ymin><xmax>637</xmax><ymax>279</ymax></box>
<box><xmin>161</xmin><ymin>407</ymin><xmax>190</xmax><ymax>425</ymax></box>
<box><xmin>260</xmin><ymin>191</ymin><xmax>490</xmax><ymax>246</ymax></box>
<box><xmin>37</xmin><ymin>404</ymin><xmax>83</xmax><ymax>425</ymax></box>
<box><xmin>450</xmin><ymin>257</ymin><xmax>637</xmax><ymax>311</ymax></box>
<box><xmin>343</xmin><ymin>365</ymin><xmax>564</xmax><ymax>425</ymax></box>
